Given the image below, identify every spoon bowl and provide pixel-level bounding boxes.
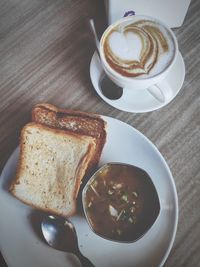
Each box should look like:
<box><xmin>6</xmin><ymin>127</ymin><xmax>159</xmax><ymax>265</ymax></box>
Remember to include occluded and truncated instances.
<box><xmin>41</xmin><ymin>215</ymin><xmax>95</xmax><ymax>267</ymax></box>
<box><xmin>99</xmin><ymin>73</ymin><xmax>123</xmax><ymax>100</ymax></box>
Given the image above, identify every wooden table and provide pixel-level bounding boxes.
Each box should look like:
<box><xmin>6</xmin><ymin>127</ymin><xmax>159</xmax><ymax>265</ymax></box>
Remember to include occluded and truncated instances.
<box><xmin>0</xmin><ymin>0</ymin><xmax>199</xmax><ymax>266</ymax></box>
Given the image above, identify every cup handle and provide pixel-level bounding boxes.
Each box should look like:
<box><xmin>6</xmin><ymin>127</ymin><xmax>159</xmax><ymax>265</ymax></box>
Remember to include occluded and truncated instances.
<box><xmin>147</xmin><ymin>81</ymin><xmax>173</xmax><ymax>103</ymax></box>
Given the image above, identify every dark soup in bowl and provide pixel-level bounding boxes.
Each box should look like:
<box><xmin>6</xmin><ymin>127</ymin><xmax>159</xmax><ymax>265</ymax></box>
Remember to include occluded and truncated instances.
<box><xmin>82</xmin><ymin>163</ymin><xmax>160</xmax><ymax>242</ymax></box>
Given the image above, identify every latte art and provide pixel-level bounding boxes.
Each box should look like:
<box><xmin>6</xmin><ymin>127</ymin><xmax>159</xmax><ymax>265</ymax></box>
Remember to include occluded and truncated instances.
<box><xmin>103</xmin><ymin>19</ymin><xmax>175</xmax><ymax>78</ymax></box>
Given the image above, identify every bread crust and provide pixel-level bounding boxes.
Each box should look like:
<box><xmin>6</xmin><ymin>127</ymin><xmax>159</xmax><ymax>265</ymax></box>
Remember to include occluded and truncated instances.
<box><xmin>10</xmin><ymin>122</ymin><xmax>96</xmax><ymax>217</ymax></box>
<box><xmin>32</xmin><ymin>103</ymin><xmax>107</xmax><ymax>175</ymax></box>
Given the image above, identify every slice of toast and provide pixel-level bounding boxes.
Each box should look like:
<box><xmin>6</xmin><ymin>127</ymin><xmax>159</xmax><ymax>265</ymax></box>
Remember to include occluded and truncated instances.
<box><xmin>10</xmin><ymin>122</ymin><xmax>96</xmax><ymax>217</ymax></box>
<box><xmin>32</xmin><ymin>103</ymin><xmax>107</xmax><ymax>174</ymax></box>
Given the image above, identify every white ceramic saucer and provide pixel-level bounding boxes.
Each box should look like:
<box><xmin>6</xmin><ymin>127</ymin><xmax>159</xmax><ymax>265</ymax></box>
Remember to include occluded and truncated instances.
<box><xmin>90</xmin><ymin>52</ymin><xmax>185</xmax><ymax>113</ymax></box>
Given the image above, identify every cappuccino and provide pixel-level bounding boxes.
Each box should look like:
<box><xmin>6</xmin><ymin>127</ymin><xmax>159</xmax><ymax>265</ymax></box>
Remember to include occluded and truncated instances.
<box><xmin>101</xmin><ymin>18</ymin><xmax>176</xmax><ymax>79</ymax></box>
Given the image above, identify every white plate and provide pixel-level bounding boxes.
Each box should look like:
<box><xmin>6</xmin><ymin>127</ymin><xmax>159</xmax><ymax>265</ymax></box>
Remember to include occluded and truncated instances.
<box><xmin>90</xmin><ymin>52</ymin><xmax>185</xmax><ymax>113</ymax></box>
<box><xmin>0</xmin><ymin>116</ymin><xmax>178</xmax><ymax>267</ymax></box>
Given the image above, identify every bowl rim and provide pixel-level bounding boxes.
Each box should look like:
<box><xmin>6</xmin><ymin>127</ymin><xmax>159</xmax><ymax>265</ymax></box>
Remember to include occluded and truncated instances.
<box><xmin>82</xmin><ymin>162</ymin><xmax>161</xmax><ymax>244</ymax></box>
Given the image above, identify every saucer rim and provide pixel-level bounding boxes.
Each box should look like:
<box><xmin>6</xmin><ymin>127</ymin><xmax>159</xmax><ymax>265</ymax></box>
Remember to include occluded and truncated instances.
<box><xmin>90</xmin><ymin>51</ymin><xmax>185</xmax><ymax>113</ymax></box>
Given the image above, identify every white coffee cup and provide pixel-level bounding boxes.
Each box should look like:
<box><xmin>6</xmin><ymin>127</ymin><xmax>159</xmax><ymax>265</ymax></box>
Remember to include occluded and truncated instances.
<box><xmin>99</xmin><ymin>15</ymin><xmax>178</xmax><ymax>103</ymax></box>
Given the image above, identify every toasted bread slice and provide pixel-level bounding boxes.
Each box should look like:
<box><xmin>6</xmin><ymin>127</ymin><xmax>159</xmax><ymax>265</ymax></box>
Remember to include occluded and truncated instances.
<box><xmin>10</xmin><ymin>122</ymin><xmax>96</xmax><ymax>217</ymax></box>
<box><xmin>32</xmin><ymin>103</ymin><xmax>107</xmax><ymax>174</ymax></box>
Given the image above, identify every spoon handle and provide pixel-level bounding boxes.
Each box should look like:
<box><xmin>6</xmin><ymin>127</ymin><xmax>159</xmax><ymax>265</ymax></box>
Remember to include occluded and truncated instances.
<box><xmin>87</xmin><ymin>19</ymin><xmax>100</xmax><ymax>57</ymax></box>
<box><xmin>77</xmin><ymin>252</ymin><xmax>95</xmax><ymax>267</ymax></box>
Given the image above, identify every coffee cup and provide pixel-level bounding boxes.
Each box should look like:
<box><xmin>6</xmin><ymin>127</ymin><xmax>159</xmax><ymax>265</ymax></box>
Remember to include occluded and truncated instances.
<box><xmin>99</xmin><ymin>15</ymin><xmax>178</xmax><ymax>103</ymax></box>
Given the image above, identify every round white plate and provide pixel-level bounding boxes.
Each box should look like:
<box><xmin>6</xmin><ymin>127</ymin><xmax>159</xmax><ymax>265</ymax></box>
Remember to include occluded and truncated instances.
<box><xmin>90</xmin><ymin>52</ymin><xmax>185</xmax><ymax>113</ymax></box>
<box><xmin>0</xmin><ymin>116</ymin><xmax>178</xmax><ymax>267</ymax></box>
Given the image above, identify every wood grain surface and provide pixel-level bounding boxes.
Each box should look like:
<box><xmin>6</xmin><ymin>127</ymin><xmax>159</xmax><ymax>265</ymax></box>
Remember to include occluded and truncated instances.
<box><xmin>0</xmin><ymin>0</ymin><xmax>199</xmax><ymax>266</ymax></box>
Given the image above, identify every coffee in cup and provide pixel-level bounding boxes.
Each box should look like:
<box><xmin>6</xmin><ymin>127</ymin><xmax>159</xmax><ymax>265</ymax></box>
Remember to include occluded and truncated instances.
<box><xmin>99</xmin><ymin>16</ymin><xmax>178</xmax><ymax>102</ymax></box>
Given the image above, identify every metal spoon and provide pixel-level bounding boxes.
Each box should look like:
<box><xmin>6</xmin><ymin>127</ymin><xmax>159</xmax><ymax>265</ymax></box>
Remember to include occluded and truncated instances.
<box><xmin>41</xmin><ymin>215</ymin><xmax>95</xmax><ymax>267</ymax></box>
<box><xmin>88</xmin><ymin>19</ymin><xmax>123</xmax><ymax>100</ymax></box>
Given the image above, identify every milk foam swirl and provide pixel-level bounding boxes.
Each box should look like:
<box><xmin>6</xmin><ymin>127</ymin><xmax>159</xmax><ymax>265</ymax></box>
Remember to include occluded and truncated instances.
<box><xmin>103</xmin><ymin>19</ymin><xmax>175</xmax><ymax>78</ymax></box>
